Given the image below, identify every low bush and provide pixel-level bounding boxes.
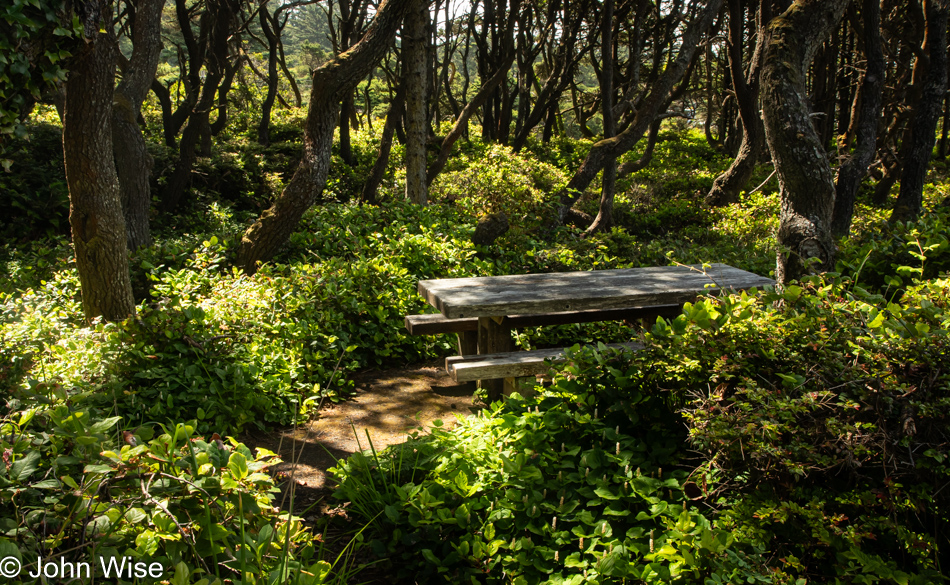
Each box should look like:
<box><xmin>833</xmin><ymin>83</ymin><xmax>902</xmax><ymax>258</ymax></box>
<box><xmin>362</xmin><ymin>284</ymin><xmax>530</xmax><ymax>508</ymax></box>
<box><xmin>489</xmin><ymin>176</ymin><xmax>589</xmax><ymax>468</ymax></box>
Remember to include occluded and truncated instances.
<box><xmin>0</xmin><ymin>383</ymin><xmax>322</xmax><ymax>584</ymax></box>
<box><xmin>331</xmin><ymin>271</ymin><xmax>949</xmax><ymax>583</ymax></box>
<box><xmin>672</xmin><ymin>278</ymin><xmax>948</xmax><ymax>582</ymax></box>
<box><xmin>429</xmin><ymin>142</ymin><xmax>568</xmax><ymax>240</ymax></box>
<box><xmin>330</xmin><ymin>361</ymin><xmax>773</xmax><ymax>584</ymax></box>
<box><xmin>838</xmin><ymin>210</ymin><xmax>950</xmax><ymax>297</ymax></box>
<box><xmin>0</xmin><ymin>121</ymin><xmax>70</xmax><ymax>241</ymax></box>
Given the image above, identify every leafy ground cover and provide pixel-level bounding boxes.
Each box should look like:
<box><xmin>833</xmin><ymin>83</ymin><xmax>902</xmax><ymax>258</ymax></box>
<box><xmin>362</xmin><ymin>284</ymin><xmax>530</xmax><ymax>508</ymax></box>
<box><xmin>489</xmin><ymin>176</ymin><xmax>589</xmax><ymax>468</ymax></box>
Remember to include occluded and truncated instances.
<box><xmin>1</xmin><ymin>116</ymin><xmax>948</xmax><ymax>582</ymax></box>
<box><xmin>331</xmin><ymin>276</ymin><xmax>949</xmax><ymax>584</ymax></box>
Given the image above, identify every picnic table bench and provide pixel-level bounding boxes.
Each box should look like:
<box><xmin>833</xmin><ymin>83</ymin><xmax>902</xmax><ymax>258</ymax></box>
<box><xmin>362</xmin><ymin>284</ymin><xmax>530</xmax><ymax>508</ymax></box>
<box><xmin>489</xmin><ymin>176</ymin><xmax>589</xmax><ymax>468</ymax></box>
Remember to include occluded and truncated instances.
<box><xmin>406</xmin><ymin>263</ymin><xmax>774</xmax><ymax>400</ymax></box>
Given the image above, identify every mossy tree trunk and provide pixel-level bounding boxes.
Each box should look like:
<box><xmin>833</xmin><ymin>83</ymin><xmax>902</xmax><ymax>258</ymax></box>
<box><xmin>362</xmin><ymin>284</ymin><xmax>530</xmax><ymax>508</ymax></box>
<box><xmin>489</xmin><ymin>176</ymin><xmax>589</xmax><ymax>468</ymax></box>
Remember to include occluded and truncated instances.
<box><xmin>236</xmin><ymin>0</ymin><xmax>414</xmax><ymax>273</ymax></box>
<box><xmin>760</xmin><ymin>0</ymin><xmax>850</xmax><ymax>284</ymax></box>
<box><xmin>65</xmin><ymin>0</ymin><xmax>136</xmax><ymax>322</ymax></box>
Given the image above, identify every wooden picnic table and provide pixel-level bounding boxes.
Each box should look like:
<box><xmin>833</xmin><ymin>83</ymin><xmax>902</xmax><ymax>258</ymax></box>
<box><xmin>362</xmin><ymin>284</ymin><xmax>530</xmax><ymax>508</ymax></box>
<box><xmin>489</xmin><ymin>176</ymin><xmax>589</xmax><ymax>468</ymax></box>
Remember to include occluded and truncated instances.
<box><xmin>416</xmin><ymin>263</ymin><xmax>774</xmax><ymax>397</ymax></box>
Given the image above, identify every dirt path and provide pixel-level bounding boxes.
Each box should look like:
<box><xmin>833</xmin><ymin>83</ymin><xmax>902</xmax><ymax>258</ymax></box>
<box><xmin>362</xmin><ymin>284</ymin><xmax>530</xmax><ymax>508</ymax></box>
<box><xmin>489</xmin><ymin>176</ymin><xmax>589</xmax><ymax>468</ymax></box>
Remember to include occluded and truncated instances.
<box><xmin>242</xmin><ymin>360</ymin><xmax>481</xmax><ymax>511</ymax></box>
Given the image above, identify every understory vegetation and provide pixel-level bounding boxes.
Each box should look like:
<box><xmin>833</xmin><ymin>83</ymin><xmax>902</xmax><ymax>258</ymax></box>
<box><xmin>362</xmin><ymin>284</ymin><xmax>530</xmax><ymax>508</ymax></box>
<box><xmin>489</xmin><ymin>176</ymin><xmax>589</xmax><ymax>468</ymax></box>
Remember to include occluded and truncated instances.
<box><xmin>1</xmin><ymin>116</ymin><xmax>949</xmax><ymax>583</ymax></box>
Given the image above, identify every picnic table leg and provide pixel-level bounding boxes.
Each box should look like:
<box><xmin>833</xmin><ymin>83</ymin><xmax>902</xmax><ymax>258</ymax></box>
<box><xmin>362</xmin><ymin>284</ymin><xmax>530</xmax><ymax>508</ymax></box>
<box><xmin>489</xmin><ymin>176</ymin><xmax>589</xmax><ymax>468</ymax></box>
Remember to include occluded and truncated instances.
<box><xmin>457</xmin><ymin>331</ymin><xmax>478</xmax><ymax>355</ymax></box>
<box><xmin>477</xmin><ymin>316</ymin><xmax>514</xmax><ymax>401</ymax></box>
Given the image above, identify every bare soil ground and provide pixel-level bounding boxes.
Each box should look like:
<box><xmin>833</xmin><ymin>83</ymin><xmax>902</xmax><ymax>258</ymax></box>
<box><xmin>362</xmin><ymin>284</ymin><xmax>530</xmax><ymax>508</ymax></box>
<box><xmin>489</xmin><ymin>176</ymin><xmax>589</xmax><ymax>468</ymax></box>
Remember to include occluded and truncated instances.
<box><xmin>241</xmin><ymin>360</ymin><xmax>482</xmax><ymax>518</ymax></box>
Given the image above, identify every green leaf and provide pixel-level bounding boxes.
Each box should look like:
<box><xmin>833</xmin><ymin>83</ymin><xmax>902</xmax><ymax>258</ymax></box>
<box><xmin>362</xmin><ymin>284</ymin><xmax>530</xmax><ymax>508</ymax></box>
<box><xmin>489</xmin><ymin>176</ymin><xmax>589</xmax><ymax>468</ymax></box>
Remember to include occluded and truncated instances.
<box><xmin>125</xmin><ymin>508</ymin><xmax>148</xmax><ymax>524</ymax></box>
<box><xmin>867</xmin><ymin>310</ymin><xmax>885</xmax><ymax>328</ymax></box>
<box><xmin>170</xmin><ymin>561</ymin><xmax>189</xmax><ymax>585</ymax></box>
<box><xmin>594</xmin><ymin>486</ymin><xmax>621</xmax><ymax>500</ymax></box>
<box><xmin>782</xmin><ymin>285</ymin><xmax>803</xmax><ymax>301</ymax></box>
<box><xmin>421</xmin><ymin>548</ymin><xmax>441</xmax><ymax>566</ymax></box>
<box><xmin>136</xmin><ymin>529</ymin><xmax>160</xmax><ymax>556</ymax></box>
<box><xmin>649</xmin><ymin>501</ymin><xmax>668</xmax><ymax>516</ymax></box>
<box><xmin>89</xmin><ymin>416</ymin><xmax>122</xmax><ymax>434</ymax></box>
<box><xmin>228</xmin><ymin>452</ymin><xmax>248</xmax><ymax>480</ymax></box>
<box><xmin>564</xmin><ymin>552</ymin><xmax>586</xmax><ymax>568</ymax></box>
<box><xmin>10</xmin><ymin>451</ymin><xmax>40</xmax><ymax>481</ymax></box>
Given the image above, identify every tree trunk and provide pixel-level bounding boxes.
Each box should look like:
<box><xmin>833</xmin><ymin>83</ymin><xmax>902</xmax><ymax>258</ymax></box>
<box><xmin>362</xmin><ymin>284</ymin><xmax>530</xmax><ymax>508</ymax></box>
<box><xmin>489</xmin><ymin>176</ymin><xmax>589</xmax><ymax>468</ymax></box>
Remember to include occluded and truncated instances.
<box><xmin>891</xmin><ymin>0</ymin><xmax>949</xmax><ymax>223</ymax></box>
<box><xmin>258</xmin><ymin>6</ymin><xmax>280</xmax><ymax>146</ymax></box>
<box><xmin>151</xmin><ymin>78</ymin><xmax>196</xmax><ymax>148</ymax></box>
<box><xmin>209</xmin><ymin>55</ymin><xmax>239</xmax><ymax>136</ymax></box>
<box><xmin>585</xmin><ymin>0</ymin><xmax>617</xmax><ymax>235</ymax></box>
<box><xmin>556</xmin><ymin>0</ymin><xmax>723</xmax><ymax>221</ymax></box>
<box><xmin>361</xmin><ymin>85</ymin><xmax>405</xmax><ymax>204</ymax></box>
<box><xmin>427</xmin><ymin>56</ymin><xmax>514</xmax><ymax>184</ymax></box>
<box><xmin>873</xmin><ymin>155</ymin><xmax>900</xmax><ymax>206</ymax></box>
<box><xmin>706</xmin><ymin>0</ymin><xmax>769</xmax><ymax>207</ymax></box>
<box><xmin>618</xmin><ymin>119</ymin><xmax>661</xmax><ymax>177</ymax></box>
<box><xmin>112</xmin><ymin>0</ymin><xmax>165</xmax><ymax>250</ymax></box>
<box><xmin>831</xmin><ymin>0</ymin><xmax>883</xmax><ymax>236</ymax></box>
<box><xmin>339</xmin><ymin>94</ymin><xmax>357</xmax><ymax>166</ymax></box>
<box><xmin>65</xmin><ymin>1</ymin><xmax>136</xmax><ymax>322</ymax></box>
<box><xmin>236</xmin><ymin>0</ymin><xmax>414</xmax><ymax>273</ymax></box>
<box><xmin>404</xmin><ymin>0</ymin><xmax>429</xmax><ymax>205</ymax></box>
<box><xmin>160</xmin><ymin>0</ymin><xmax>234</xmax><ymax>212</ymax></box>
<box><xmin>541</xmin><ymin>103</ymin><xmax>557</xmax><ymax>142</ymax></box>
<box><xmin>939</xmin><ymin>93</ymin><xmax>950</xmax><ymax>159</ymax></box>
<box><xmin>760</xmin><ymin>0</ymin><xmax>850</xmax><ymax>285</ymax></box>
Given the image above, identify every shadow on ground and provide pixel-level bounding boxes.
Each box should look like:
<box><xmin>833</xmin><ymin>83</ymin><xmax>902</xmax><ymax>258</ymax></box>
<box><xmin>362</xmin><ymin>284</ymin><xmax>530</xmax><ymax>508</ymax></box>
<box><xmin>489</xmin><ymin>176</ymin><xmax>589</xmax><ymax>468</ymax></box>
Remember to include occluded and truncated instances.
<box><xmin>242</xmin><ymin>360</ymin><xmax>482</xmax><ymax>515</ymax></box>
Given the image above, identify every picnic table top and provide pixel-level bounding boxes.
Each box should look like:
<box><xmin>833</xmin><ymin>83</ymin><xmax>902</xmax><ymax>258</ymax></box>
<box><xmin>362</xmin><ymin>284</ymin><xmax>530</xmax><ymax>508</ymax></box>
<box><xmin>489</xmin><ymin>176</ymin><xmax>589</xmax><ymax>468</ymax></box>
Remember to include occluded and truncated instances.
<box><xmin>417</xmin><ymin>263</ymin><xmax>774</xmax><ymax>319</ymax></box>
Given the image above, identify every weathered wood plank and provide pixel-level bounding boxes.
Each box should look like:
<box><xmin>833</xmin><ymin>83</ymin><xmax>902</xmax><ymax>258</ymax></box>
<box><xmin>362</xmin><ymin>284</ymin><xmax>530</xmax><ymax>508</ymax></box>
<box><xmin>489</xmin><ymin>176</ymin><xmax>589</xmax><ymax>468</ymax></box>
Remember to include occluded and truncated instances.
<box><xmin>446</xmin><ymin>342</ymin><xmax>643</xmax><ymax>382</ymax></box>
<box><xmin>405</xmin><ymin>313</ymin><xmax>477</xmax><ymax>334</ymax></box>
<box><xmin>418</xmin><ymin>263</ymin><xmax>774</xmax><ymax>319</ymax></box>
<box><xmin>405</xmin><ymin>304</ymin><xmax>685</xmax><ymax>335</ymax></box>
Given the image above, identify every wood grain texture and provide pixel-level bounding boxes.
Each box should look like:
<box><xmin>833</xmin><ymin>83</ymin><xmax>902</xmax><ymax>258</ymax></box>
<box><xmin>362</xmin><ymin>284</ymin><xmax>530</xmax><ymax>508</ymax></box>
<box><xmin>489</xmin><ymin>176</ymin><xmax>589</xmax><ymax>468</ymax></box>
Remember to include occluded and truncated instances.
<box><xmin>404</xmin><ymin>304</ymin><xmax>684</xmax><ymax>334</ymax></box>
<box><xmin>419</xmin><ymin>264</ymin><xmax>773</xmax><ymax>319</ymax></box>
<box><xmin>446</xmin><ymin>342</ymin><xmax>643</xmax><ymax>381</ymax></box>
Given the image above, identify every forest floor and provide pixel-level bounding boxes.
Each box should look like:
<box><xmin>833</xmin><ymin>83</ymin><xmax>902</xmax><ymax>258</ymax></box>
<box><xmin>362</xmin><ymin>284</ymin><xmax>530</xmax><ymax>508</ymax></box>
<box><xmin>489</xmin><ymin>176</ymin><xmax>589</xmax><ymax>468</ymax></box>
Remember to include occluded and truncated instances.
<box><xmin>242</xmin><ymin>360</ymin><xmax>482</xmax><ymax>524</ymax></box>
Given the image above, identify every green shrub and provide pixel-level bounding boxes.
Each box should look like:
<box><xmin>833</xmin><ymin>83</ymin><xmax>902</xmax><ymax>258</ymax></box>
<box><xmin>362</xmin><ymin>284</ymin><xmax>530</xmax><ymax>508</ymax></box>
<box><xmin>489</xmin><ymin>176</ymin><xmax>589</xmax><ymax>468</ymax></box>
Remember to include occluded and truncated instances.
<box><xmin>0</xmin><ymin>122</ymin><xmax>70</xmax><ymax>240</ymax></box>
<box><xmin>838</xmin><ymin>210</ymin><xmax>950</xmax><ymax>298</ymax></box>
<box><xmin>429</xmin><ymin>142</ymin><xmax>567</xmax><ymax>236</ymax></box>
<box><xmin>0</xmin><ymin>385</ymin><xmax>320</xmax><ymax>585</ymax></box>
<box><xmin>330</xmin><ymin>347</ymin><xmax>775</xmax><ymax>584</ymax></box>
<box><xmin>658</xmin><ymin>279</ymin><xmax>949</xmax><ymax>581</ymax></box>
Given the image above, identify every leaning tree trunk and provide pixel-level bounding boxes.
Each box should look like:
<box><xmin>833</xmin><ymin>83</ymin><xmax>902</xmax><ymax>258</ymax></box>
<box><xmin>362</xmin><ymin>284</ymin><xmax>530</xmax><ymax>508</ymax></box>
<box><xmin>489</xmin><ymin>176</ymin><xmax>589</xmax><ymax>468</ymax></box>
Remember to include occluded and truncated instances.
<box><xmin>112</xmin><ymin>0</ymin><xmax>165</xmax><ymax>251</ymax></box>
<box><xmin>65</xmin><ymin>1</ymin><xmax>136</xmax><ymax>322</ymax></box>
<box><xmin>831</xmin><ymin>0</ymin><xmax>883</xmax><ymax>236</ymax></box>
<box><xmin>891</xmin><ymin>0</ymin><xmax>949</xmax><ymax>223</ymax></box>
<box><xmin>556</xmin><ymin>0</ymin><xmax>723</xmax><ymax>221</ymax></box>
<box><xmin>585</xmin><ymin>0</ymin><xmax>618</xmax><ymax>235</ymax></box>
<box><xmin>258</xmin><ymin>5</ymin><xmax>280</xmax><ymax>146</ymax></box>
<box><xmin>361</xmin><ymin>85</ymin><xmax>405</xmax><ymax>204</ymax></box>
<box><xmin>160</xmin><ymin>0</ymin><xmax>234</xmax><ymax>212</ymax></box>
<box><xmin>760</xmin><ymin>0</ymin><xmax>851</xmax><ymax>285</ymax></box>
<box><xmin>705</xmin><ymin>0</ymin><xmax>769</xmax><ymax>207</ymax></box>
<box><xmin>426</xmin><ymin>56</ymin><xmax>514</xmax><ymax>184</ymax></box>
<box><xmin>404</xmin><ymin>0</ymin><xmax>429</xmax><ymax>205</ymax></box>
<box><xmin>236</xmin><ymin>0</ymin><xmax>414</xmax><ymax>273</ymax></box>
